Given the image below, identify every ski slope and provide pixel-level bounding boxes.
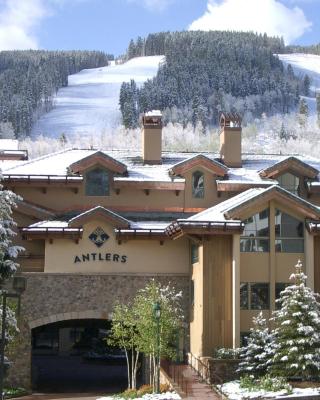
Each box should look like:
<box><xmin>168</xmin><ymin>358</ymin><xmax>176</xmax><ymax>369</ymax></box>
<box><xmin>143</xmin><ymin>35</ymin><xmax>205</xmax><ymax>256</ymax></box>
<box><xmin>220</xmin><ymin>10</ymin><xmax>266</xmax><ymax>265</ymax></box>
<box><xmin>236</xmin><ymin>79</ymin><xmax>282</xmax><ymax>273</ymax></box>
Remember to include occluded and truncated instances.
<box><xmin>278</xmin><ymin>53</ymin><xmax>320</xmax><ymax>114</ymax></box>
<box><xmin>31</xmin><ymin>56</ymin><xmax>164</xmax><ymax>139</ymax></box>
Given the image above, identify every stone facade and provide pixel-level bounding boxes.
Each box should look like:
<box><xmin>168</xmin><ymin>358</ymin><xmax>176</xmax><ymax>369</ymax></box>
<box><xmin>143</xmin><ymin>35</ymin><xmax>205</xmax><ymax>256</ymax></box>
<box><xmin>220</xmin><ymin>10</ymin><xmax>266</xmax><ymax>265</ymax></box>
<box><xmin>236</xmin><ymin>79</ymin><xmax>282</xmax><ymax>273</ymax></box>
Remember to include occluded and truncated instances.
<box><xmin>8</xmin><ymin>273</ymin><xmax>190</xmax><ymax>389</ymax></box>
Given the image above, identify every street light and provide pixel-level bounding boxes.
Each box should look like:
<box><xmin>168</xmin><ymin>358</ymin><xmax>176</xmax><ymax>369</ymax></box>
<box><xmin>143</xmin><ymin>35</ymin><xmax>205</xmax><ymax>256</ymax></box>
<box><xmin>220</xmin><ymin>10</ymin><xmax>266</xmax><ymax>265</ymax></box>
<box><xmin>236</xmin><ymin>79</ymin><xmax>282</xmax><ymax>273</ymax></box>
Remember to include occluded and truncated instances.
<box><xmin>0</xmin><ymin>276</ymin><xmax>27</xmax><ymax>400</ymax></box>
<box><xmin>153</xmin><ymin>301</ymin><xmax>161</xmax><ymax>394</ymax></box>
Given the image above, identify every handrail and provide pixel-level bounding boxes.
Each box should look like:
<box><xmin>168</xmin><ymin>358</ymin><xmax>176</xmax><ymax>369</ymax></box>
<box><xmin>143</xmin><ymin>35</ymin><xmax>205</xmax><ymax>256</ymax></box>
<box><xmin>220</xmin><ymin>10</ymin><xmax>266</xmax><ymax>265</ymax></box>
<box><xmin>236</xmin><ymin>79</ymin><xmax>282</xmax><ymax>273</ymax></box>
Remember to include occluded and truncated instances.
<box><xmin>160</xmin><ymin>360</ymin><xmax>189</xmax><ymax>397</ymax></box>
<box><xmin>188</xmin><ymin>352</ymin><xmax>224</xmax><ymax>398</ymax></box>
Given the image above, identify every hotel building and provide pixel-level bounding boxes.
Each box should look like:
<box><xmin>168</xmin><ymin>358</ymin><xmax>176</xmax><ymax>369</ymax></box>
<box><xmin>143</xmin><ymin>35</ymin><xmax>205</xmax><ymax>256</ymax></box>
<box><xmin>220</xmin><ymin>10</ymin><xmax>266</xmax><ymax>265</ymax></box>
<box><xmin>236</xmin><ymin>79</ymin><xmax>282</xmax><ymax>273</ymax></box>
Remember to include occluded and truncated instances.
<box><xmin>2</xmin><ymin>112</ymin><xmax>320</xmax><ymax>389</ymax></box>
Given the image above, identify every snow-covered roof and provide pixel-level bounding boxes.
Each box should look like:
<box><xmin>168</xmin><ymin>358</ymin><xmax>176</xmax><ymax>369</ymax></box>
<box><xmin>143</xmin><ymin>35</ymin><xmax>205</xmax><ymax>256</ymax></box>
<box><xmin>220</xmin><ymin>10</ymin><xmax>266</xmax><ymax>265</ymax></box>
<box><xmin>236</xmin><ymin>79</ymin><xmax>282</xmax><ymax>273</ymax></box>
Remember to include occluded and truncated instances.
<box><xmin>4</xmin><ymin>148</ymin><xmax>320</xmax><ymax>185</ymax></box>
<box><xmin>145</xmin><ymin>110</ymin><xmax>162</xmax><ymax>117</ymax></box>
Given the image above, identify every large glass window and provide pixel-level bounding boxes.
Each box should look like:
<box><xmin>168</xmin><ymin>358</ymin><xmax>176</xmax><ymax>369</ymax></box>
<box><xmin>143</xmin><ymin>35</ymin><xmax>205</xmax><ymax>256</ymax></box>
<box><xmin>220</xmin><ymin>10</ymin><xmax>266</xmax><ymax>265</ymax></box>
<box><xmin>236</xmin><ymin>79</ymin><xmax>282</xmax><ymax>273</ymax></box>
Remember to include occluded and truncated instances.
<box><xmin>192</xmin><ymin>171</ymin><xmax>204</xmax><ymax>198</ymax></box>
<box><xmin>240</xmin><ymin>282</ymin><xmax>270</xmax><ymax>310</ymax></box>
<box><xmin>240</xmin><ymin>209</ymin><xmax>269</xmax><ymax>252</ymax></box>
<box><xmin>277</xmin><ymin>173</ymin><xmax>299</xmax><ymax>196</ymax></box>
<box><xmin>275</xmin><ymin>209</ymin><xmax>304</xmax><ymax>252</ymax></box>
<box><xmin>85</xmin><ymin>168</ymin><xmax>109</xmax><ymax>196</ymax></box>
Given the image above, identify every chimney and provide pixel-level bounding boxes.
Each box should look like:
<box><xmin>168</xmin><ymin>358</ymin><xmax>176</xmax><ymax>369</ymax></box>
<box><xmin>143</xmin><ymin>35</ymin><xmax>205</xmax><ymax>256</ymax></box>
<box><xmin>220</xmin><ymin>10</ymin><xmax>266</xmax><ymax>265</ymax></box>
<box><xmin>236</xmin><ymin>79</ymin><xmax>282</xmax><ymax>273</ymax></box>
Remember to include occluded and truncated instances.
<box><xmin>142</xmin><ymin>110</ymin><xmax>162</xmax><ymax>164</ymax></box>
<box><xmin>219</xmin><ymin>112</ymin><xmax>242</xmax><ymax>167</ymax></box>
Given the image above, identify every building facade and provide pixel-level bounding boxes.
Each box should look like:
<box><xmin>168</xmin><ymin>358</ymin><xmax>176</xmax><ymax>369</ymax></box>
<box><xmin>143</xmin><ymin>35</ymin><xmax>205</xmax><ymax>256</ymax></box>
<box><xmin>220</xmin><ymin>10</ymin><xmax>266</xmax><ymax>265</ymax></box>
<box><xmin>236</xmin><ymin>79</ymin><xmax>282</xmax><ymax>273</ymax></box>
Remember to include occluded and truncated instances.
<box><xmin>2</xmin><ymin>112</ymin><xmax>320</xmax><ymax>388</ymax></box>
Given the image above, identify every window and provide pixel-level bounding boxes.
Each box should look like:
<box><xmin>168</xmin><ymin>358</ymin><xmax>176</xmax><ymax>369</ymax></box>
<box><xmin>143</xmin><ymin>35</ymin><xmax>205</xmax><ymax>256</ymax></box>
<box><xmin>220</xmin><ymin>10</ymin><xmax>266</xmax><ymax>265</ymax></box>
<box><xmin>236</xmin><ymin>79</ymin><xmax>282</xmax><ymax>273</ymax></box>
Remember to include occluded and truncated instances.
<box><xmin>190</xmin><ymin>280</ymin><xmax>194</xmax><ymax>306</ymax></box>
<box><xmin>277</xmin><ymin>173</ymin><xmax>299</xmax><ymax>196</ymax></box>
<box><xmin>191</xmin><ymin>244</ymin><xmax>199</xmax><ymax>264</ymax></box>
<box><xmin>275</xmin><ymin>209</ymin><xmax>304</xmax><ymax>253</ymax></box>
<box><xmin>192</xmin><ymin>171</ymin><xmax>204</xmax><ymax>198</ymax></box>
<box><xmin>275</xmin><ymin>283</ymin><xmax>290</xmax><ymax>309</ymax></box>
<box><xmin>240</xmin><ymin>282</ymin><xmax>270</xmax><ymax>310</ymax></box>
<box><xmin>85</xmin><ymin>168</ymin><xmax>109</xmax><ymax>196</ymax></box>
<box><xmin>240</xmin><ymin>209</ymin><xmax>269</xmax><ymax>252</ymax></box>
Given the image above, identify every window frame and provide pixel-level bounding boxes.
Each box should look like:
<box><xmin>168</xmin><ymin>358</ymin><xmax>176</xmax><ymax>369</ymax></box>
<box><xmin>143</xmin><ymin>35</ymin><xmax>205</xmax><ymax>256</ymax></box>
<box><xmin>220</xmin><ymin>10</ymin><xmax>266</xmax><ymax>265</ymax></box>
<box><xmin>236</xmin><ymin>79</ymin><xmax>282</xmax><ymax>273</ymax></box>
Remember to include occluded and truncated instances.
<box><xmin>85</xmin><ymin>167</ymin><xmax>110</xmax><ymax>197</ymax></box>
<box><xmin>240</xmin><ymin>282</ymin><xmax>270</xmax><ymax>310</ymax></box>
<box><xmin>240</xmin><ymin>208</ymin><xmax>270</xmax><ymax>253</ymax></box>
<box><xmin>192</xmin><ymin>170</ymin><xmax>205</xmax><ymax>199</ymax></box>
<box><xmin>275</xmin><ymin>209</ymin><xmax>304</xmax><ymax>253</ymax></box>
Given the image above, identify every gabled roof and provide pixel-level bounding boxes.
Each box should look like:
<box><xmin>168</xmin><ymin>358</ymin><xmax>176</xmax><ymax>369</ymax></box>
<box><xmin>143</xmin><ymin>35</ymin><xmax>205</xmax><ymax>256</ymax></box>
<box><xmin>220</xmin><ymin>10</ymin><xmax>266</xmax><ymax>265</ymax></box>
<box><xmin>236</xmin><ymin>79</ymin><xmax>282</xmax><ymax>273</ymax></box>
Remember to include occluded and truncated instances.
<box><xmin>16</xmin><ymin>200</ymin><xmax>56</xmax><ymax>220</ymax></box>
<box><xmin>69</xmin><ymin>151</ymin><xmax>127</xmax><ymax>174</ymax></box>
<box><xmin>169</xmin><ymin>154</ymin><xmax>228</xmax><ymax>177</ymax></box>
<box><xmin>68</xmin><ymin>206</ymin><xmax>130</xmax><ymax>228</ymax></box>
<box><xmin>222</xmin><ymin>185</ymin><xmax>320</xmax><ymax>220</ymax></box>
<box><xmin>166</xmin><ymin>185</ymin><xmax>320</xmax><ymax>239</ymax></box>
<box><xmin>259</xmin><ymin>156</ymin><xmax>318</xmax><ymax>179</ymax></box>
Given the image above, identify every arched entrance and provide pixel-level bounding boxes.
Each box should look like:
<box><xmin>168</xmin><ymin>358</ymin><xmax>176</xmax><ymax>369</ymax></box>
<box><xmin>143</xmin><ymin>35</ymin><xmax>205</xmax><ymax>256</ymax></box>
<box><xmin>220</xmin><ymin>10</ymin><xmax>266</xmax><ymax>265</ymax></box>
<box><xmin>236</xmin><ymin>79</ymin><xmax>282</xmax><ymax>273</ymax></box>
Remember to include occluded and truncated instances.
<box><xmin>31</xmin><ymin>314</ymin><xmax>128</xmax><ymax>393</ymax></box>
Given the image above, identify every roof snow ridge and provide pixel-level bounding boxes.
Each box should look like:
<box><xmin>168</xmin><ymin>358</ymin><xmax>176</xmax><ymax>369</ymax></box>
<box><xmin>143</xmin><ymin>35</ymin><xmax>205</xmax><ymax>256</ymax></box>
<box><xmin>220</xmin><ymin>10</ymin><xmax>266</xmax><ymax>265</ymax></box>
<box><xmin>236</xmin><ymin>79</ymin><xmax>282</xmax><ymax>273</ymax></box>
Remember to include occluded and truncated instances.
<box><xmin>5</xmin><ymin>147</ymin><xmax>74</xmax><ymax>172</ymax></box>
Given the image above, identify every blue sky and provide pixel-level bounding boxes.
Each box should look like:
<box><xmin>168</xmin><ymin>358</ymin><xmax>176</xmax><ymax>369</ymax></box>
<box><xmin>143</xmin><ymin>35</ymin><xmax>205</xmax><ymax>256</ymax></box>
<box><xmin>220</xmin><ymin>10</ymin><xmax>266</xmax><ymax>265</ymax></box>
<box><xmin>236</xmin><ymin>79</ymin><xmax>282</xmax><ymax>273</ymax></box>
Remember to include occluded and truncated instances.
<box><xmin>0</xmin><ymin>0</ymin><xmax>319</xmax><ymax>55</ymax></box>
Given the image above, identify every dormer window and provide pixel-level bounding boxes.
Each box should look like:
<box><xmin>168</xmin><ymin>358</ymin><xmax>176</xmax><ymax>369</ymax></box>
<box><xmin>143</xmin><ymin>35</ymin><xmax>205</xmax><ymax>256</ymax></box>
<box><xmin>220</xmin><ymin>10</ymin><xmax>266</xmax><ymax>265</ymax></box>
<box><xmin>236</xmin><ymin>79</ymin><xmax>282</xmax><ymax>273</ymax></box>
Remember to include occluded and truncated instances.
<box><xmin>277</xmin><ymin>173</ymin><xmax>299</xmax><ymax>196</ymax></box>
<box><xmin>85</xmin><ymin>168</ymin><xmax>109</xmax><ymax>196</ymax></box>
<box><xmin>192</xmin><ymin>171</ymin><xmax>204</xmax><ymax>198</ymax></box>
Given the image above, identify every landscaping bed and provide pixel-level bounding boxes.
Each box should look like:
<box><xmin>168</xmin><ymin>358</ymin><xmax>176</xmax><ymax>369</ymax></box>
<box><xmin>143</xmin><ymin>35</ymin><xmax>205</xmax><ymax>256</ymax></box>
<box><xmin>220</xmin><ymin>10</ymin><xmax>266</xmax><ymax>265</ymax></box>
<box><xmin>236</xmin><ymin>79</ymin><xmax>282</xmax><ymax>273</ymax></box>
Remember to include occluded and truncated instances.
<box><xmin>219</xmin><ymin>381</ymin><xmax>320</xmax><ymax>399</ymax></box>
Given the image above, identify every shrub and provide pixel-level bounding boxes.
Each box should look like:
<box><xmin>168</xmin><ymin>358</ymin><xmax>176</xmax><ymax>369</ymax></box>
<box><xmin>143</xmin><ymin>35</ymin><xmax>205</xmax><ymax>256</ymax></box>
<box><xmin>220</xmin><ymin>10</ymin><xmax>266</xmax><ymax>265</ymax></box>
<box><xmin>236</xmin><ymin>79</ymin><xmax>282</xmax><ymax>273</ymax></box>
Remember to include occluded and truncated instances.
<box><xmin>160</xmin><ymin>383</ymin><xmax>171</xmax><ymax>393</ymax></box>
<box><xmin>213</xmin><ymin>347</ymin><xmax>241</xmax><ymax>359</ymax></box>
<box><xmin>118</xmin><ymin>388</ymin><xmax>138</xmax><ymax>399</ymax></box>
<box><xmin>240</xmin><ymin>375</ymin><xmax>292</xmax><ymax>394</ymax></box>
<box><xmin>137</xmin><ymin>385</ymin><xmax>153</xmax><ymax>396</ymax></box>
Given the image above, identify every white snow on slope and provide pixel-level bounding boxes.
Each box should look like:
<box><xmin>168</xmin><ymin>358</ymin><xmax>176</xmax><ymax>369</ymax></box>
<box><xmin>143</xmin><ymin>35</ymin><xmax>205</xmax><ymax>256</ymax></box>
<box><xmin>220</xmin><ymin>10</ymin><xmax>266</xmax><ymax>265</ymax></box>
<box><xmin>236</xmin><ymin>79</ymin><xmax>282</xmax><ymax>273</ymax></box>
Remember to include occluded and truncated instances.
<box><xmin>31</xmin><ymin>56</ymin><xmax>164</xmax><ymax>139</ymax></box>
<box><xmin>278</xmin><ymin>53</ymin><xmax>320</xmax><ymax>113</ymax></box>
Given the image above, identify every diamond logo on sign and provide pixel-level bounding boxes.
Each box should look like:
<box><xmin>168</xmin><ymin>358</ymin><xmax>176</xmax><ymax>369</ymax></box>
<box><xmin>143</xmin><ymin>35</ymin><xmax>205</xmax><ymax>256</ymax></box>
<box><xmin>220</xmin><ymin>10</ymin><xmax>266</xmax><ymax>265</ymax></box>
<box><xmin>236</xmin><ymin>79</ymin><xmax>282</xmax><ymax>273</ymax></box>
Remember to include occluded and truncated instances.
<box><xmin>89</xmin><ymin>227</ymin><xmax>109</xmax><ymax>248</ymax></box>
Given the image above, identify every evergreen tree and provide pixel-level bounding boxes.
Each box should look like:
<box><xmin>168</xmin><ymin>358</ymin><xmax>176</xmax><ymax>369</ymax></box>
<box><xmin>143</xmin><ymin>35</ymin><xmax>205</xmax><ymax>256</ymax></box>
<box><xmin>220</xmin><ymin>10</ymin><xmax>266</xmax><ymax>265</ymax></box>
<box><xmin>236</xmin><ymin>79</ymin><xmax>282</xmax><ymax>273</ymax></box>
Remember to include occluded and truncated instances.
<box><xmin>269</xmin><ymin>261</ymin><xmax>320</xmax><ymax>379</ymax></box>
<box><xmin>279</xmin><ymin>123</ymin><xmax>288</xmax><ymax>141</ymax></box>
<box><xmin>316</xmin><ymin>91</ymin><xmax>320</xmax><ymax>128</ymax></box>
<box><xmin>302</xmin><ymin>74</ymin><xmax>311</xmax><ymax>96</ymax></box>
<box><xmin>0</xmin><ymin>179</ymin><xmax>24</xmax><ymax>282</ymax></box>
<box><xmin>298</xmin><ymin>98</ymin><xmax>309</xmax><ymax>128</ymax></box>
<box><xmin>238</xmin><ymin>312</ymin><xmax>271</xmax><ymax>377</ymax></box>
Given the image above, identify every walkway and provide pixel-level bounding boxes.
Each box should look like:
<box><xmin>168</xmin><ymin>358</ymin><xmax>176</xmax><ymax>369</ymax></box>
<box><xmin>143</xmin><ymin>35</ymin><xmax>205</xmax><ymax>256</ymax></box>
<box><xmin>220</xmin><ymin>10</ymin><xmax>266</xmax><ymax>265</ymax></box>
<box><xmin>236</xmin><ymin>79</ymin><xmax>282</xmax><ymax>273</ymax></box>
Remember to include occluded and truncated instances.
<box><xmin>167</xmin><ymin>364</ymin><xmax>222</xmax><ymax>399</ymax></box>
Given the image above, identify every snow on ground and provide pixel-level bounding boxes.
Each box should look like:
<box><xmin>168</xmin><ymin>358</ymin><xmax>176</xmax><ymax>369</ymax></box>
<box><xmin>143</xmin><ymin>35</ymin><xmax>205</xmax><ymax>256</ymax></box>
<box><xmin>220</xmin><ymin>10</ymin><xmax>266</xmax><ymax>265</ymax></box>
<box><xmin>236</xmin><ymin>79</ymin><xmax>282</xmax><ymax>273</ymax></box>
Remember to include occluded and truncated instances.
<box><xmin>278</xmin><ymin>53</ymin><xmax>320</xmax><ymax>114</ymax></box>
<box><xmin>220</xmin><ymin>381</ymin><xmax>320</xmax><ymax>399</ymax></box>
<box><xmin>97</xmin><ymin>392</ymin><xmax>180</xmax><ymax>400</ymax></box>
<box><xmin>31</xmin><ymin>56</ymin><xmax>164</xmax><ymax>140</ymax></box>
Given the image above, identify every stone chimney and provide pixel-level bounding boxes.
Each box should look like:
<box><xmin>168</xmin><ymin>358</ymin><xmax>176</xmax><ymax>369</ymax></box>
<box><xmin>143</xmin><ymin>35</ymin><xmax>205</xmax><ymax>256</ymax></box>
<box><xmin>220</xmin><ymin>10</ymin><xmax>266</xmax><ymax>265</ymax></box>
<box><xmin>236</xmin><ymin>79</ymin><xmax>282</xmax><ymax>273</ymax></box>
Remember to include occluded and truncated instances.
<box><xmin>142</xmin><ymin>110</ymin><xmax>162</xmax><ymax>164</ymax></box>
<box><xmin>219</xmin><ymin>112</ymin><xmax>242</xmax><ymax>167</ymax></box>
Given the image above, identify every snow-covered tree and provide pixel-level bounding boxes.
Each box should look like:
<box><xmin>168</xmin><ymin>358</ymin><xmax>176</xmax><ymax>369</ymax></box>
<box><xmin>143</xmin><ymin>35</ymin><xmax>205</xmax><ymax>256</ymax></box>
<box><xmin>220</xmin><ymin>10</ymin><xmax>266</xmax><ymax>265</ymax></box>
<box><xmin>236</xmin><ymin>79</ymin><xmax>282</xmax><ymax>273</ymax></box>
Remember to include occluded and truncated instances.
<box><xmin>0</xmin><ymin>177</ymin><xmax>24</xmax><ymax>283</ymax></box>
<box><xmin>238</xmin><ymin>312</ymin><xmax>271</xmax><ymax>377</ymax></box>
<box><xmin>269</xmin><ymin>260</ymin><xmax>320</xmax><ymax>379</ymax></box>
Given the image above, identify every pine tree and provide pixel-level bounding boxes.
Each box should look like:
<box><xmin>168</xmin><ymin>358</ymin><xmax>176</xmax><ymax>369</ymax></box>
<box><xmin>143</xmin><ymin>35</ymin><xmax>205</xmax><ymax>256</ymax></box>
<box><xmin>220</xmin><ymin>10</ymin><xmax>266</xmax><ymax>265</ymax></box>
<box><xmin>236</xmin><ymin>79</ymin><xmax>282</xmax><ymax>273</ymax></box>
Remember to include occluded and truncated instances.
<box><xmin>298</xmin><ymin>98</ymin><xmax>309</xmax><ymax>128</ymax></box>
<box><xmin>0</xmin><ymin>179</ymin><xmax>24</xmax><ymax>282</ymax></box>
<box><xmin>279</xmin><ymin>123</ymin><xmax>288</xmax><ymax>141</ymax></box>
<box><xmin>238</xmin><ymin>312</ymin><xmax>271</xmax><ymax>377</ymax></box>
<box><xmin>302</xmin><ymin>74</ymin><xmax>311</xmax><ymax>96</ymax></box>
<box><xmin>316</xmin><ymin>91</ymin><xmax>320</xmax><ymax>128</ymax></box>
<box><xmin>269</xmin><ymin>260</ymin><xmax>320</xmax><ymax>379</ymax></box>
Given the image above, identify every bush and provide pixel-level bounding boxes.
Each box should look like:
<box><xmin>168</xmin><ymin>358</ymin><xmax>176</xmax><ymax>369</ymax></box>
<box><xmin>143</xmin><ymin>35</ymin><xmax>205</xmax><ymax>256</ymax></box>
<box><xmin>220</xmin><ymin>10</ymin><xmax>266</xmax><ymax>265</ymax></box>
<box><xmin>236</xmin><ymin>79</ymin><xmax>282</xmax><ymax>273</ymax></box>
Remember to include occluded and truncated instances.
<box><xmin>118</xmin><ymin>388</ymin><xmax>138</xmax><ymax>399</ymax></box>
<box><xmin>240</xmin><ymin>375</ymin><xmax>292</xmax><ymax>394</ymax></box>
<box><xmin>213</xmin><ymin>347</ymin><xmax>241</xmax><ymax>359</ymax></box>
<box><xmin>137</xmin><ymin>385</ymin><xmax>153</xmax><ymax>396</ymax></box>
<box><xmin>160</xmin><ymin>383</ymin><xmax>171</xmax><ymax>393</ymax></box>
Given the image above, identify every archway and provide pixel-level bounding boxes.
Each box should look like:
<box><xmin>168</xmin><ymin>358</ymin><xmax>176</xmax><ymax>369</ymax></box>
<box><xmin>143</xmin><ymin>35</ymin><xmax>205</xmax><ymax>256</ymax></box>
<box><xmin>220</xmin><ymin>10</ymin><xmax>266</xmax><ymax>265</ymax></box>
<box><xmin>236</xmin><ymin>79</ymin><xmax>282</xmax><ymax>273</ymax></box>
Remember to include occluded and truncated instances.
<box><xmin>31</xmin><ymin>315</ymin><xmax>128</xmax><ymax>393</ymax></box>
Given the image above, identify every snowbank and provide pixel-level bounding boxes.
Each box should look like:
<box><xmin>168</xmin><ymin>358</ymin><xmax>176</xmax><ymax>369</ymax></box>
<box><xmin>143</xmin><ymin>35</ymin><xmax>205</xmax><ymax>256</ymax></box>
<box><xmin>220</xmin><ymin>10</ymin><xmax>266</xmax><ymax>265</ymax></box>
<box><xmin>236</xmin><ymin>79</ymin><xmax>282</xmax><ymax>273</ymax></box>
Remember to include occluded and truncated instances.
<box><xmin>219</xmin><ymin>381</ymin><xmax>320</xmax><ymax>399</ymax></box>
<box><xmin>97</xmin><ymin>392</ymin><xmax>180</xmax><ymax>400</ymax></box>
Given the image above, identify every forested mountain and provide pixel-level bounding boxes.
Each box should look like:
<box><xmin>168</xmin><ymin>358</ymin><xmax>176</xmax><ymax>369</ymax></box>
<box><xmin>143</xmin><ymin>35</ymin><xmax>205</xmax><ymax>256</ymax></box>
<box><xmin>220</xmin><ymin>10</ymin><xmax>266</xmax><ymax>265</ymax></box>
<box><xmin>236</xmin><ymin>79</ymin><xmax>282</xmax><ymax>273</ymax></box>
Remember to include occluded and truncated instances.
<box><xmin>286</xmin><ymin>43</ymin><xmax>320</xmax><ymax>56</ymax></box>
<box><xmin>120</xmin><ymin>31</ymin><xmax>304</xmax><ymax>129</ymax></box>
<box><xmin>0</xmin><ymin>50</ymin><xmax>110</xmax><ymax>137</ymax></box>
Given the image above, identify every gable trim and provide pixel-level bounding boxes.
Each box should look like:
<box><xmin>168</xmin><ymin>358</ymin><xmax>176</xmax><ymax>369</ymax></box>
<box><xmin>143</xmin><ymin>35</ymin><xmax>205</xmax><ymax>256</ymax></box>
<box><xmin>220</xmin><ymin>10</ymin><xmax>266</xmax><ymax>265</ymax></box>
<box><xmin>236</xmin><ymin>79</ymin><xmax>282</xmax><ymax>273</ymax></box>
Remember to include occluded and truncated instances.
<box><xmin>68</xmin><ymin>206</ymin><xmax>130</xmax><ymax>228</ymax></box>
<box><xmin>169</xmin><ymin>154</ymin><xmax>228</xmax><ymax>177</ymax></box>
<box><xmin>69</xmin><ymin>151</ymin><xmax>127</xmax><ymax>175</ymax></box>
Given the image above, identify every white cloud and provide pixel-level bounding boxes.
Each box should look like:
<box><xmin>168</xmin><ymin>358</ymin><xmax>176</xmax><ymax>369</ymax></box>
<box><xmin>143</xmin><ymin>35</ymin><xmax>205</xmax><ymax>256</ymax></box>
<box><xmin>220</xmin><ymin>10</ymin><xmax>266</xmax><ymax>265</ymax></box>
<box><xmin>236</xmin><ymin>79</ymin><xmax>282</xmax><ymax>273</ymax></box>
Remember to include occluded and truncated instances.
<box><xmin>126</xmin><ymin>0</ymin><xmax>174</xmax><ymax>12</ymax></box>
<box><xmin>189</xmin><ymin>0</ymin><xmax>312</xmax><ymax>45</ymax></box>
<box><xmin>0</xmin><ymin>0</ymin><xmax>49</xmax><ymax>50</ymax></box>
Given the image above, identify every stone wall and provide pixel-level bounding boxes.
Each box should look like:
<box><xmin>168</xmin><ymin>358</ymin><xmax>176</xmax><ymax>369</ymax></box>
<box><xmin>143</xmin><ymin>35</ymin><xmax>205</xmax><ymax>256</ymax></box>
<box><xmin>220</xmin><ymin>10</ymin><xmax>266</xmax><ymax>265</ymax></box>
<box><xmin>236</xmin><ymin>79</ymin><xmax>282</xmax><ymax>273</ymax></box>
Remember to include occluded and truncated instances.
<box><xmin>7</xmin><ymin>273</ymin><xmax>190</xmax><ymax>389</ymax></box>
